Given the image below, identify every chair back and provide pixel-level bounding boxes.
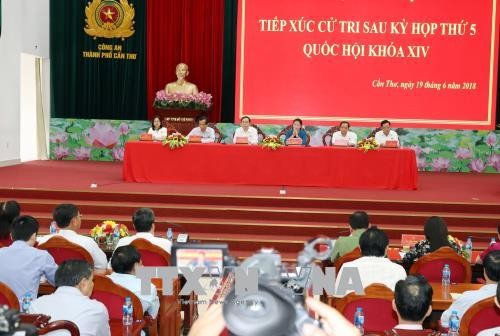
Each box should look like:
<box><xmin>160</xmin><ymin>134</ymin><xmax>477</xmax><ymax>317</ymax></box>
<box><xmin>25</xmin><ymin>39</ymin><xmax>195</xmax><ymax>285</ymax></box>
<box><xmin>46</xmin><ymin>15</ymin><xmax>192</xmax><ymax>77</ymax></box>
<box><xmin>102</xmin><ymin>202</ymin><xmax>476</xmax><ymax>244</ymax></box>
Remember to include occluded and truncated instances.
<box><xmin>37</xmin><ymin>236</ymin><xmax>94</xmax><ymax>267</ymax></box>
<box><xmin>0</xmin><ymin>281</ymin><xmax>20</xmax><ymax>310</ymax></box>
<box><xmin>322</xmin><ymin>126</ymin><xmax>340</xmax><ymax>146</ymax></box>
<box><xmin>39</xmin><ymin>320</ymin><xmax>80</xmax><ymax>336</ymax></box>
<box><xmin>0</xmin><ymin>237</ymin><xmax>12</xmax><ymax>247</ymax></box>
<box><xmin>334</xmin><ymin>283</ymin><xmax>397</xmax><ymax>333</ymax></box>
<box><xmin>460</xmin><ymin>296</ymin><xmax>500</xmax><ymax>336</ymax></box>
<box><xmin>252</xmin><ymin>124</ymin><xmax>266</xmax><ymax>142</ymax></box>
<box><xmin>367</xmin><ymin>127</ymin><xmax>382</xmax><ymax>139</ymax></box>
<box><xmin>129</xmin><ymin>238</ymin><xmax>170</xmax><ymax>266</ymax></box>
<box><xmin>334</xmin><ymin>247</ymin><xmax>361</xmax><ymax>272</ymax></box>
<box><xmin>90</xmin><ymin>274</ymin><xmax>144</xmax><ymax>321</ymax></box>
<box><xmin>409</xmin><ymin>246</ymin><xmax>471</xmax><ymax>283</ymax></box>
<box><xmin>208</xmin><ymin>123</ymin><xmax>223</xmax><ymax>143</ymax></box>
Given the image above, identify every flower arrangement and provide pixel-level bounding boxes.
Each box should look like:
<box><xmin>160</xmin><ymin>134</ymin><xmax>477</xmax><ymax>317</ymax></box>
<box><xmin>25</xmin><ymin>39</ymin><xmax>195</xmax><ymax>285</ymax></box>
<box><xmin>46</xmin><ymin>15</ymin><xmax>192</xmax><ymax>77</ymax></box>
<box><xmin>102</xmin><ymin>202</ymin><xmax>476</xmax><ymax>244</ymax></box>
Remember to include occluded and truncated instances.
<box><xmin>162</xmin><ymin>133</ymin><xmax>188</xmax><ymax>149</ymax></box>
<box><xmin>262</xmin><ymin>136</ymin><xmax>282</xmax><ymax>150</ymax></box>
<box><xmin>90</xmin><ymin>220</ymin><xmax>129</xmax><ymax>241</ymax></box>
<box><xmin>153</xmin><ymin>91</ymin><xmax>212</xmax><ymax>110</ymax></box>
<box><xmin>357</xmin><ymin>137</ymin><xmax>379</xmax><ymax>152</ymax></box>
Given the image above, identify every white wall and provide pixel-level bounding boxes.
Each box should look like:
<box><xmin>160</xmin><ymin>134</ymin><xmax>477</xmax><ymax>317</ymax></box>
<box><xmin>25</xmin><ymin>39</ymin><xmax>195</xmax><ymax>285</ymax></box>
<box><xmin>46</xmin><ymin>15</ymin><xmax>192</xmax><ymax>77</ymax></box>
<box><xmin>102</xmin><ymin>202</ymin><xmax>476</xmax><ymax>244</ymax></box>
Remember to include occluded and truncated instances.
<box><xmin>0</xmin><ymin>0</ymin><xmax>50</xmax><ymax>165</ymax></box>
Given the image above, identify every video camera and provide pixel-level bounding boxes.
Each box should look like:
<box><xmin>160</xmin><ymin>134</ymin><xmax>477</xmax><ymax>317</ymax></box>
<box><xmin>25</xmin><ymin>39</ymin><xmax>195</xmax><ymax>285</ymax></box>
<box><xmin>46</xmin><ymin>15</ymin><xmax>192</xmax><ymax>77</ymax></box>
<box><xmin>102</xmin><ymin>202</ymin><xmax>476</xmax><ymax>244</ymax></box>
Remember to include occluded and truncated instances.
<box><xmin>0</xmin><ymin>306</ymin><xmax>38</xmax><ymax>336</ymax></box>
<box><xmin>222</xmin><ymin>236</ymin><xmax>333</xmax><ymax>336</ymax></box>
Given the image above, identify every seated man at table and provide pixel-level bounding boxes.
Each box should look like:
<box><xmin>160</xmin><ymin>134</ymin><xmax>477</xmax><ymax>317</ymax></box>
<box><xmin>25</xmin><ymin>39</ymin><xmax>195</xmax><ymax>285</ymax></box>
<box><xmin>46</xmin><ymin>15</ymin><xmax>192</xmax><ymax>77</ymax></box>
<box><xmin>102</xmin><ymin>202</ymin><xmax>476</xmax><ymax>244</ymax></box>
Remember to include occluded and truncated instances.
<box><xmin>476</xmin><ymin>225</ymin><xmax>500</xmax><ymax>264</ymax></box>
<box><xmin>0</xmin><ymin>215</ymin><xmax>57</xmax><ymax>305</ymax></box>
<box><xmin>114</xmin><ymin>208</ymin><xmax>171</xmax><ymax>254</ymax></box>
<box><xmin>109</xmin><ymin>245</ymin><xmax>160</xmax><ymax>318</ymax></box>
<box><xmin>331</xmin><ymin>211</ymin><xmax>370</xmax><ymax>262</ymax></box>
<box><xmin>233</xmin><ymin>116</ymin><xmax>259</xmax><ymax>145</ymax></box>
<box><xmin>477</xmin><ymin>282</ymin><xmax>500</xmax><ymax>336</ymax></box>
<box><xmin>386</xmin><ymin>275</ymin><xmax>440</xmax><ymax>336</ymax></box>
<box><xmin>335</xmin><ymin>227</ymin><xmax>407</xmax><ymax>294</ymax></box>
<box><xmin>375</xmin><ymin>120</ymin><xmax>399</xmax><ymax>147</ymax></box>
<box><xmin>38</xmin><ymin>204</ymin><xmax>108</xmax><ymax>269</ymax></box>
<box><xmin>29</xmin><ymin>260</ymin><xmax>111</xmax><ymax>336</ymax></box>
<box><xmin>331</xmin><ymin>121</ymin><xmax>357</xmax><ymax>146</ymax></box>
<box><xmin>441</xmin><ymin>250</ymin><xmax>500</xmax><ymax>328</ymax></box>
<box><xmin>186</xmin><ymin>115</ymin><xmax>215</xmax><ymax>143</ymax></box>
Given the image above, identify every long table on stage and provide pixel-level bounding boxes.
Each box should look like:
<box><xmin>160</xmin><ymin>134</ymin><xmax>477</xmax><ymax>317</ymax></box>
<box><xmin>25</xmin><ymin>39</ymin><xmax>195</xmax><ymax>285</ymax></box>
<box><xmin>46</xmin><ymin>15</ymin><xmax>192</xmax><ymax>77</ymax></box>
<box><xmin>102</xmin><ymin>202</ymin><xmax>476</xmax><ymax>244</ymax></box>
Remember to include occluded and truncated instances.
<box><xmin>123</xmin><ymin>142</ymin><xmax>418</xmax><ymax>190</ymax></box>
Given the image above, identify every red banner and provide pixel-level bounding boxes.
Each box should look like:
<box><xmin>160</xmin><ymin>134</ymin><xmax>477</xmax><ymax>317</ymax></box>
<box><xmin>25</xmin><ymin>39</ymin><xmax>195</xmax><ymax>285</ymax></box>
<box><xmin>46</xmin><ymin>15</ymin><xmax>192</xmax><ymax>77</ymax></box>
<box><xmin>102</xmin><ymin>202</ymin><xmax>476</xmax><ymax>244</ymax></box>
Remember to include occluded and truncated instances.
<box><xmin>235</xmin><ymin>0</ymin><xmax>499</xmax><ymax>129</ymax></box>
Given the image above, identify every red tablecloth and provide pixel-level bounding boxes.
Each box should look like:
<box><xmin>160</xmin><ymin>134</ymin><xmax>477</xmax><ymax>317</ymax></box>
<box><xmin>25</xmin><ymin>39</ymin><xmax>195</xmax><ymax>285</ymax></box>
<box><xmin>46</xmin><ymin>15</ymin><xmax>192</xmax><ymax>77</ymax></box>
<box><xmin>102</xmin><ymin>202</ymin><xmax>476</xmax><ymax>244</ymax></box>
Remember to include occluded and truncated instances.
<box><xmin>123</xmin><ymin>142</ymin><xmax>418</xmax><ymax>190</ymax></box>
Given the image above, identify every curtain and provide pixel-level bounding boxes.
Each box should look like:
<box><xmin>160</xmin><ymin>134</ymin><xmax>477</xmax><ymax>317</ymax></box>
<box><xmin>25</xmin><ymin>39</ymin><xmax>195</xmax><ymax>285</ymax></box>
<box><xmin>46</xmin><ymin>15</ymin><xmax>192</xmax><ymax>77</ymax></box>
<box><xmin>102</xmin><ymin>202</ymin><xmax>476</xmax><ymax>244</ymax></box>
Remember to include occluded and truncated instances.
<box><xmin>50</xmin><ymin>0</ymin><xmax>146</xmax><ymax>120</ymax></box>
<box><xmin>146</xmin><ymin>0</ymin><xmax>225</xmax><ymax>122</ymax></box>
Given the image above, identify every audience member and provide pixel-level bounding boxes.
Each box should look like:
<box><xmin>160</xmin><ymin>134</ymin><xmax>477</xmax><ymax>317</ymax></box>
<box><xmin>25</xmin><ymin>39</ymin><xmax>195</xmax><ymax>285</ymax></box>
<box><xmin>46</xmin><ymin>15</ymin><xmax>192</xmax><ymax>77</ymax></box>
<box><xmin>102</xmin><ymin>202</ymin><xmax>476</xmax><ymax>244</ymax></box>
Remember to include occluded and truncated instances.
<box><xmin>38</xmin><ymin>204</ymin><xmax>108</xmax><ymax>269</ymax></box>
<box><xmin>331</xmin><ymin>211</ymin><xmax>370</xmax><ymax>262</ymax></box>
<box><xmin>29</xmin><ymin>260</ymin><xmax>110</xmax><ymax>336</ymax></box>
<box><xmin>0</xmin><ymin>200</ymin><xmax>20</xmax><ymax>246</ymax></box>
<box><xmin>402</xmin><ymin>216</ymin><xmax>465</xmax><ymax>265</ymax></box>
<box><xmin>385</xmin><ymin>275</ymin><xmax>439</xmax><ymax>336</ymax></box>
<box><xmin>335</xmin><ymin>227</ymin><xmax>407</xmax><ymax>293</ymax></box>
<box><xmin>477</xmin><ymin>282</ymin><xmax>500</xmax><ymax>336</ymax></box>
<box><xmin>476</xmin><ymin>225</ymin><xmax>500</xmax><ymax>264</ymax></box>
<box><xmin>186</xmin><ymin>115</ymin><xmax>215</xmax><ymax>143</ymax></box>
<box><xmin>109</xmin><ymin>245</ymin><xmax>159</xmax><ymax>318</ymax></box>
<box><xmin>233</xmin><ymin>116</ymin><xmax>258</xmax><ymax>145</ymax></box>
<box><xmin>114</xmin><ymin>208</ymin><xmax>171</xmax><ymax>253</ymax></box>
<box><xmin>0</xmin><ymin>215</ymin><xmax>57</xmax><ymax>305</ymax></box>
<box><xmin>441</xmin><ymin>250</ymin><xmax>500</xmax><ymax>327</ymax></box>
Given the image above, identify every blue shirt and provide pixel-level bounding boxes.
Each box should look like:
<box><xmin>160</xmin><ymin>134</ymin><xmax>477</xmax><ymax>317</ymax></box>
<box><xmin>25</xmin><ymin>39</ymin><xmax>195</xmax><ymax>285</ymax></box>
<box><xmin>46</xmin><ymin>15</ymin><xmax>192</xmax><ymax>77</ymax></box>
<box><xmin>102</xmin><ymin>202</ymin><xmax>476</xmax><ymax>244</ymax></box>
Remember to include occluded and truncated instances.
<box><xmin>284</xmin><ymin>129</ymin><xmax>308</xmax><ymax>146</ymax></box>
<box><xmin>0</xmin><ymin>240</ymin><xmax>58</xmax><ymax>305</ymax></box>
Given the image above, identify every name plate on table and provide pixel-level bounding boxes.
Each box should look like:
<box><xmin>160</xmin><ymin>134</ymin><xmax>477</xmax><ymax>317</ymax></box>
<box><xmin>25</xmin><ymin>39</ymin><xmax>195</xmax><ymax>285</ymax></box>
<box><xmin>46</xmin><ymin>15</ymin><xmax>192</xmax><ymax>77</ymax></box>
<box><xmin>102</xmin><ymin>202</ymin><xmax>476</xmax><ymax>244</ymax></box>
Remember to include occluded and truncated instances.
<box><xmin>189</xmin><ymin>136</ymin><xmax>202</xmax><ymax>143</ymax></box>
<box><xmin>385</xmin><ymin>140</ymin><xmax>399</xmax><ymax>148</ymax></box>
<box><xmin>287</xmin><ymin>137</ymin><xmax>302</xmax><ymax>145</ymax></box>
<box><xmin>235</xmin><ymin>136</ymin><xmax>249</xmax><ymax>144</ymax></box>
<box><xmin>140</xmin><ymin>133</ymin><xmax>153</xmax><ymax>141</ymax></box>
<box><xmin>333</xmin><ymin>139</ymin><xmax>349</xmax><ymax>147</ymax></box>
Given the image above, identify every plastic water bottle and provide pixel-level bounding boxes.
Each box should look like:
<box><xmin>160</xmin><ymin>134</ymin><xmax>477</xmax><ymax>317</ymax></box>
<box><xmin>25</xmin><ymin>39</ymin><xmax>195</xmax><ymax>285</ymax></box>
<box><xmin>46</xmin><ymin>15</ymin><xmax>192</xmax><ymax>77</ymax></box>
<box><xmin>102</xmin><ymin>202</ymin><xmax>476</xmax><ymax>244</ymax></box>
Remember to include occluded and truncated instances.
<box><xmin>465</xmin><ymin>237</ymin><xmax>473</xmax><ymax>262</ymax></box>
<box><xmin>448</xmin><ymin>310</ymin><xmax>460</xmax><ymax>335</ymax></box>
<box><xmin>166</xmin><ymin>228</ymin><xmax>173</xmax><ymax>241</ymax></box>
<box><xmin>491</xmin><ymin>237</ymin><xmax>497</xmax><ymax>246</ymax></box>
<box><xmin>113</xmin><ymin>225</ymin><xmax>120</xmax><ymax>244</ymax></box>
<box><xmin>21</xmin><ymin>293</ymin><xmax>32</xmax><ymax>313</ymax></box>
<box><xmin>354</xmin><ymin>307</ymin><xmax>364</xmax><ymax>335</ymax></box>
<box><xmin>442</xmin><ymin>264</ymin><xmax>451</xmax><ymax>287</ymax></box>
<box><xmin>122</xmin><ymin>297</ymin><xmax>133</xmax><ymax>326</ymax></box>
<box><xmin>49</xmin><ymin>221</ymin><xmax>58</xmax><ymax>234</ymax></box>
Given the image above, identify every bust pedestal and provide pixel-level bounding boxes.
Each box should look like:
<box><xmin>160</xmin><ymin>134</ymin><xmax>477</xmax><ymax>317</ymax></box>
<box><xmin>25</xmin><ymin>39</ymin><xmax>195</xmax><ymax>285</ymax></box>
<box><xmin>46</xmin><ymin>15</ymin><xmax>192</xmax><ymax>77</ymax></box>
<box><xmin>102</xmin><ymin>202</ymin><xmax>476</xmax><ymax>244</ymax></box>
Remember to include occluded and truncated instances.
<box><xmin>155</xmin><ymin>109</ymin><xmax>204</xmax><ymax>135</ymax></box>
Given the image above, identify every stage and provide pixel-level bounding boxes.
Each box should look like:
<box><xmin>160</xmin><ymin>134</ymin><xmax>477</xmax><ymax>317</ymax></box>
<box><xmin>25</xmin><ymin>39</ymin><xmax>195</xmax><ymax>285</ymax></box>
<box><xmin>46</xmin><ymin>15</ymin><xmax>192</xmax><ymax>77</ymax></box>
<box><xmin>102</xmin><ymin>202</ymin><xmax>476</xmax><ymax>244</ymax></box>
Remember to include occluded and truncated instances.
<box><xmin>0</xmin><ymin>160</ymin><xmax>498</xmax><ymax>259</ymax></box>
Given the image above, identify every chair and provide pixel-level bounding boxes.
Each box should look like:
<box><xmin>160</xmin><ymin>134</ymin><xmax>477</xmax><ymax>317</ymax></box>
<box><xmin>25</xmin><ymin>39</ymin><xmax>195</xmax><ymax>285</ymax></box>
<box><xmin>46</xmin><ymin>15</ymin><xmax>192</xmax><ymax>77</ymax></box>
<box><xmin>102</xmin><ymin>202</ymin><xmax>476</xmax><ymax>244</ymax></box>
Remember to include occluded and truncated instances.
<box><xmin>409</xmin><ymin>246</ymin><xmax>471</xmax><ymax>283</ymax></box>
<box><xmin>367</xmin><ymin>127</ymin><xmax>382</xmax><ymax>139</ymax></box>
<box><xmin>334</xmin><ymin>247</ymin><xmax>361</xmax><ymax>272</ymax></box>
<box><xmin>20</xmin><ymin>314</ymin><xmax>80</xmax><ymax>336</ymax></box>
<box><xmin>277</xmin><ymin>125</ymin><xmax>311</xmax><ymax>146</ymax></box>
<box><xmin>90</xmin><ymin>274</ymin><xmax>157</xmax><ymax>336</ymax></box>
<box><xmin>0</xmin><ymin>281</ymin><xmax>20</xmax><ymax>310</ymax></box>
<box><xmin>322</xmin><ymin>126</ymin><xmax>340</xmax><ymax>146</ymax></box>
<box><xmin>252</xmin><ymin>124</ymin><xmax>267</xmax><ymax>142</ymax></box>
<box><xmin>37</xmin><ymin>236</ymin><xmax>94</xmax><ymax>267</ymax></box>
<box><xmin>208</xmin><ymin>123</ymin><xmax>224</xmax><ymax>143</ymax></box>
<box><xmin>129</xmin><ymin>238</ymin><xmax>170</xmax><ymax>266</ymax></box>
<box><xmin>332</xmin><ymin>283</ymin><xmax>398</xmax><ymax>334</ymax></box>
<box><xmin>460</xmin><ymin>296</ymin><xmax>500</xmax><ymax>336</ymax></box>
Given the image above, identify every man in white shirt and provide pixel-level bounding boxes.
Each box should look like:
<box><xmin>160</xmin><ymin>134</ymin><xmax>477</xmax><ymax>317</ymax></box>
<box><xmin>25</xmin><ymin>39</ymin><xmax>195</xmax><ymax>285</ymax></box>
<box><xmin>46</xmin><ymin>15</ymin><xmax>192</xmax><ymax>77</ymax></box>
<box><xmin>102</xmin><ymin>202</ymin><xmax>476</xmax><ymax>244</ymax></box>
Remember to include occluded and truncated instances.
<box><xmin>30</xmin><ymin>260</ymin><xmax>110</xmax><ymax>336</ymax></box>
<box><xmin>331</xmin><ymin>121</ymin><xmax>357</xmax><ymax>146</ymax></box>
<box><xmin>186</xmin><ymin>115</ymin><xmax>215</xmax><ymax>143</ymax></box>
<box><xmin>441</xmin><ymin>250</ymin><xmax>500</xmax><ymax>328</ymax></box>
<box><xmin>0</xmin><ymin>216</ymin><xmax>58</xmax><ymax>305</ymax></box>
<box><xmin>233</xmin><ymin>116</ymin><xmax>259</xmax><ymax>145</ymax></box>
<box><xmin>38</xmin><ymin>204</ymin><xmax>108</xmax><ymax>269</ymax></box>
<box><xmin>109</xmin><ymin>245</ymin><xmax>160</xmax><ymax>318</ymax></box>
<box><xmin>335</xmin><ymin>227</ymin><xmax>407</xmax><ymax>295</ymax></box>
<box><xmin>477</xmin><ymin>282</ymin><xmax>500</xmax><ymax>336</ymax></box>
<box><xmin>385</xmin><ymin>275</ymin><xmax>440</xmax><ymax>335</ymax></box>
<box><xmin>374</xmin><ymin>119</ymin><xmax>400</xmax><ymax>147</ymax></box>
<box><xmin>114</xmin><ymin>208</ymin><xmax>171</xmax><ymax>254</ymax></box>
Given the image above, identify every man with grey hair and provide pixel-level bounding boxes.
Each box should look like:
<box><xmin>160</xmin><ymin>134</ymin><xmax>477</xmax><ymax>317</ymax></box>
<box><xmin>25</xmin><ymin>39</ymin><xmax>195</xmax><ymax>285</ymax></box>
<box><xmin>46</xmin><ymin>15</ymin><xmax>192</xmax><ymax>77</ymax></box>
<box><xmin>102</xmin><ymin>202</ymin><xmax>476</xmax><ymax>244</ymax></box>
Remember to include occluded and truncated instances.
<box><xmin>114</xmin><ymin>208</ymin><xmax>171</xmax><ymax>253</ymax></box>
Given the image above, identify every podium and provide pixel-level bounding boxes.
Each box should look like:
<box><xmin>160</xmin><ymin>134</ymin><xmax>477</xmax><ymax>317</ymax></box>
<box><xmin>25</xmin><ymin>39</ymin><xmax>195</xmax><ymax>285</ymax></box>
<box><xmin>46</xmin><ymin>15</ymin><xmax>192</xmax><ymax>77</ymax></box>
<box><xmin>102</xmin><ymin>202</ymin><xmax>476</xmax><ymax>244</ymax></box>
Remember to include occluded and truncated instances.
<box><xmin>155</xmin><ymin>109</ymin><xmax>205</xmax><ymax>135</ymax></box>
